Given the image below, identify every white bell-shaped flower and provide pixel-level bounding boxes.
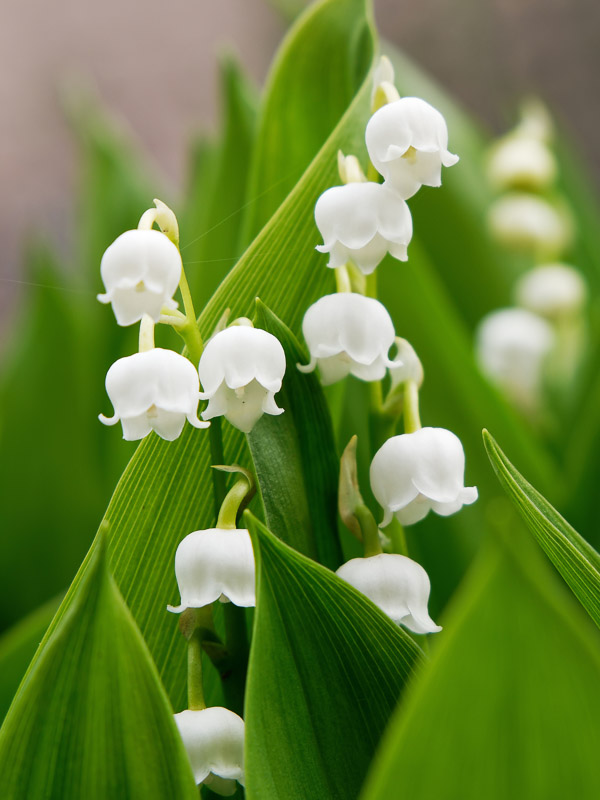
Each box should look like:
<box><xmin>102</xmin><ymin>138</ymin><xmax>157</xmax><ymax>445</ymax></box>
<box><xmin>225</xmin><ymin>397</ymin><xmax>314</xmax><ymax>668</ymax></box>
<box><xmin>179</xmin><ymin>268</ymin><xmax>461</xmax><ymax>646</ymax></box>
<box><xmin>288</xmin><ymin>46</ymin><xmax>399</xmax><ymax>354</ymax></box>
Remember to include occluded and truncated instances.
<box><xmin>99</xmin><ymin>348</ymin><xmax>207</xmax><ymax>441</ymax></box>
<box><xmin>174</xmin><ymin>707</ymin><xmax>245</xmax><ymax>795</ymax></box>
<box><xmin>365</xmin><ymin>97</ymin><xmax>459</xmax><ymax>199</ymax></box>
<box><xmin>388</xmin><ymin>337</ymin><xmax>424</xmax><ymax>389</ymax></box>
<box><xmin>476</xmin><ymin>307</ymin><xmax>555</xmax><ymax>411</ymax></box>
<box><xmin>167</xmin><ymin>528</ymin><xmax>255</xmax><ymax>613</ymax></box>
<box><xmin>370</xmin><ymin>428</ymin><xmax>478</xmax><ymax>526</ymax></box>
<box><xmin>198</xmin><ymin>326</ymin><xmax>286</xmax><ymax>433</ymax></box>
<box><xmin>488</xmin><ymin>193</ymin><xmax>572</xmax><ymax>256</ymax></box>
<box><xmin>336</xmin><ymin>554</ymin><xmax>441</xmax><ymax>633</ymax></box>
<box><xmin>315</xmin><ymin>182</ymin><xmax>413</xmax><ymax>274</ymax></box>
<box><xmin>299</xmin><ymin>293</ymin><xmax>399</xmax><ymax>385</ymax></box>
<box><xmin>487</xmin><ymin>135</ymin><xmax>556</xmax><ymax>192</ymax></box>
<box><xmin>97</xmin><ymin>229</ymin><xmax>182</xmax><ymax>326</ymax></box>
<box><xmin>515</xmin><ymin>263</ymin><xmax>586</xmax><ymax>319</ymax></box>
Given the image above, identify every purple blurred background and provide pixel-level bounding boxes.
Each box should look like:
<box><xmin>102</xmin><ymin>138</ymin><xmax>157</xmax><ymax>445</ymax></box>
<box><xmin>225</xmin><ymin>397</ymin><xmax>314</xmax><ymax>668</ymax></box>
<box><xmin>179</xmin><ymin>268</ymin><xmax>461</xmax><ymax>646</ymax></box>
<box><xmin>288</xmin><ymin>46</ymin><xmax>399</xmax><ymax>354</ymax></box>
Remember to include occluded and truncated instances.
<box><xmin>1</xmin><ymin>0</ymin><xmax>598</xmax><ymax>330</ymax></box>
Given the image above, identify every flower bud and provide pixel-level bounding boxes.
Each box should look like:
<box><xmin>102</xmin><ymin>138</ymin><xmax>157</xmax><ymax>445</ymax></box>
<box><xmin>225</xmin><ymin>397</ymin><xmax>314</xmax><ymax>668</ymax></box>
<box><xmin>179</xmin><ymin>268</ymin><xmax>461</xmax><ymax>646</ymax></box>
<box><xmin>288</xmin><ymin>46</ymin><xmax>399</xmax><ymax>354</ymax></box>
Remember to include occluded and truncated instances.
<box><xmin>336</xmin><ymin>553</ymin><xmax>441</xmax><ymax>633</ymax></box>
<box><xmin>198</xmin><ymin>326</ymin><xmax>286</xmax><ymax>433</ymax></box>
<box><xmin>476</xmin><ymin>307</ymin><xmax>555</xmax><ymax>411</ymax></box>
<box><xmin>365</xmin><ymin>97</ymin><xmax>459</xmax><ymax>199</ymax></box>
<box><xmin>370</xmin><ymin>428</ymin><xmax>478</xmax><ymax>526</ymax></box>
<box><xmin>487</xmin><ymin>193</ymin><xmax>573</xmax><ymax>257</ymax></box>
<box><xmin>167</xmin><ymin>528</ymin><xmax>255</xmax><ymax>613</ymax></box>
<box><xmin>315</xmin><ymin>182</ymin><xmax>413</xmax><ymax>274</ymax></box>
<box><xmin>298</xmin><ymin>293</ymin><xmax>399</xmax><ymax>385</ymax></box>
<box><xmin>514</xmin><ymin>263</ymin><xmax>586</xmax><ymax>320</ymax></box>
<box><xmin>97</xmin><ymin>229</ymin><xmax>182</xmax><ymax>326</ymax></box>
<box><xmin>99</xmin><ymin>348</ymin><xmax>207</xmax><ymax>441</ymax></box>
<box><xmin>370</xmin><ymin>55</ymin><xmax>400</xmax><ymax>110</ymax></box>
<box><xmin>487</xmin><ymin>135</ymin><xmax>556</xmax><ymax>192</ymax></box>
<box><xmin>174</xmin><ymin>707</ymin><xmax>245</xmax><ymax>794</ymax></box>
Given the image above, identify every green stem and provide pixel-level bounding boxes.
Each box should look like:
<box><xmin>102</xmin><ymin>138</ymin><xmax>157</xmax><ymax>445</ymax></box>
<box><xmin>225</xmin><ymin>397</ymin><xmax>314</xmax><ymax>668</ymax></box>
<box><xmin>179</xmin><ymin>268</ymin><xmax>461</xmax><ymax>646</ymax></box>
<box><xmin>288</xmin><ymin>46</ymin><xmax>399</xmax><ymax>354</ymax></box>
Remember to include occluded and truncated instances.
<box><xmin>368</xmin><ymin>379</ymin><xmax>398</xmax><ymax>453</ymax></box>
<box><xmin>388</xmin><ymin>517</ymin><xmax>408</xmax><ymax>556</ymax></box>
<box><xmin>188</xmin><ymin>628</ymin><xmax>206</xmax><ymax>710</ymax></box>
<box><xmin>365</xmin><ymin>270</ymin><xmax>378</xmax><ymax>299</ymax></box>
<box><xmin>403</xmin><ymin>380</ymin><xmax>422</xmax><ymax>433</ymax></box>
<box><xmin>216</xmin><ymin>476</ymin><xmax>252</xmax><ymax>530</ymax></box>
<box><xmin>335</xmin><ymin>264</ymin><xmax>352</xmax><ymax>293</ymax></box>
<box><xmin>355</xmin><ymin>504</ymin><xmax>382</xmax><ymax>557</ymax></box>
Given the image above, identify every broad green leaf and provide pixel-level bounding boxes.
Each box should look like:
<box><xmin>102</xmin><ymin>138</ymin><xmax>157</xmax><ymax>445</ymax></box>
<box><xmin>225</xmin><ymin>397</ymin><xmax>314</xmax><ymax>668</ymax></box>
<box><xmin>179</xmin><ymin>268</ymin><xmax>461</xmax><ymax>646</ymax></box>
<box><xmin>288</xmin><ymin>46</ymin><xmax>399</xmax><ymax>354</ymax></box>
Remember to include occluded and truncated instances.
<box><xmin>241</xmin><ymin>0</ymin><xmax>373</xmax><ymax>243</ymax></box>
<box><xmin>0</xmin><ymin>595</ymin><xmax>61</xmax><ymax>723</ymax></box>
<box><xmin>483</xmin><ymin>429</ymin><xmax>600</xmax><ymax>628</ymax></box>
<box><xmin>20</xmin><ymin>0</ymin><xmax>376</xmax><ymax>712</ymax></box>
<box><xmin>244</xmin><ymin>513</ymin><xmax>424</xmax><ymax>800</ymax></box>
<box><xmin>248</xmin><ymin>300</ymin><xmax>342</xmax><ymax>569</ymax></box>
<box><xmin>361</xmin><ymin>532</ymin><xmax>600</xmax><ymax>800</ymax></box>
<box><xmin>182</xmin><ymin>57</ymin><xmax>258</xmax><ymax>305</ymax></box>
<box><xmin>0</xmin><ymin>536</ymin><xmax>197</xmax><ymax>799</ymax></box>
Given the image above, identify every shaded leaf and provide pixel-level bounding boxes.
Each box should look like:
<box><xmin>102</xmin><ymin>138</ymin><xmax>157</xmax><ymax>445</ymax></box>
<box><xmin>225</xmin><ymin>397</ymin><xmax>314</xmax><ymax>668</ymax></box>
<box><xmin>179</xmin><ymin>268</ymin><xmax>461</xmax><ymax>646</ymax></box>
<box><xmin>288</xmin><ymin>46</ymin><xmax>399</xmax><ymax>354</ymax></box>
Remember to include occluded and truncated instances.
<box><xmin>0</xmin><ymin>535</ymin><xmax>197</xmax><ymax>799</ymax></box>
<box><xmin>248</xmin><ymin>300</ymin><xmax>342</xmax><ymax>569</ymax></box>
<box><xmin>483</xmin><ymin>429</ymin><xmax>600</xmax><ymax>628</ymax></box>
<box><xmin>244</xmin><ymin>513</ymin><xmax>424</xmax><ymax>800</ymax></box>
<box><xmin>361</xmin><ymin>532</ymin><xmax>600</xmax><ymax>800</ymax></box>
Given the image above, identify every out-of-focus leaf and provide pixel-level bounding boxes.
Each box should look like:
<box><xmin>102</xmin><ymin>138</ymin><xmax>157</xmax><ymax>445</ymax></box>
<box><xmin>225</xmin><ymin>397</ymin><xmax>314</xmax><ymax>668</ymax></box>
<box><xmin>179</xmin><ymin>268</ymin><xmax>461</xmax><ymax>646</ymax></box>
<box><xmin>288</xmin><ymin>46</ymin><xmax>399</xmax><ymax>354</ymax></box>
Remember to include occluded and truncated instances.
<box><xmin>248</xmin><ymin>300</ymin><xmax>342</xmax><ymax>569</ymax></box>
<box><xmin>241</xmin><ymin>0</ymin><xmax>373</xmax><ymax>243</ymax></box>
<box><xmin>268</xmin><ymin>0</ymin><xmax>311</xmax><ymax>22</ymax></box>
<box><xmin>244</xmin><ymin>513</ymin><xmax>423</xmax><ymax>800</ymax></box>
<box><xmin>484</xmin><ymin>429</ymin><xmax>600</xmax><ymax>628</ymax></box>
<box><xmin>19</xmin><ymin>0</ymin><xmax>376</xmax><ymax>712</ymax></box>
<box><xmin>360</xmin><ymin>532</ymin><xmax>600</xmax><ymax>800</ymax></box>
<box><xmin>0</xmin><ymin>595</ymin><xmax>61</xmax><ymax>722</ymax></box>
<box><xmin>182</xmin><ymin>57</ymin><xmax>258</xmax><ymax>306</ymax></box>
<box><xmin>0</xmin><ymin>536</ymin><xmax>197</xmax><ymax>799</ymax></box>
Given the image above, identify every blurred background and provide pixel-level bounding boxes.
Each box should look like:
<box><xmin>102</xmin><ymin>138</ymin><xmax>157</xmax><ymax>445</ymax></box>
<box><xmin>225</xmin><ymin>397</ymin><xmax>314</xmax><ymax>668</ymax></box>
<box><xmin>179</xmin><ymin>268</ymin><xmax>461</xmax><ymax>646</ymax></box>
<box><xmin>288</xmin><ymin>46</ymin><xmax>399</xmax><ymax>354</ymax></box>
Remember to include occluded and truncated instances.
<box><xmin>2</xmin><ymin>0</ymin><xmax>599</xmax><ymax>330</ymax></box>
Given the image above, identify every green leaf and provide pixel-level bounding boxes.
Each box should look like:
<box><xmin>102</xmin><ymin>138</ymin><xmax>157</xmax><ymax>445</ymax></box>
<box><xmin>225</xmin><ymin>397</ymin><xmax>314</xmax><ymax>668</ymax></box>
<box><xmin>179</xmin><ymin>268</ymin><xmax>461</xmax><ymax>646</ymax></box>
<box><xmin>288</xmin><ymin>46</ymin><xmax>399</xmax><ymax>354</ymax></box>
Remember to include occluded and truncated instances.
<box><xmin>244</xmin><ymin>513</ymin><xmax>424</xmax><ymax>800</ymax></box>
<box><xmin>0</xmin><ymin>595</ymin><xmax>61</xmax><ymax>723</ymax></box>
<box><xmin>182</xmin><ymin>56</ymin><xmax>258</xmax><ymax>306</ymax></box>
<box><xmin>360</xmin><ymin>532</ymin><xmax>600</xmax><ymax>800</ymax></box>
<box><xmin>248</xmin><ymin>300</ymin><xmax>342</xmax><ymax>569</ymax></box>
<box><xmin>0</xmin><ymin>535</ymin><xmax>197</xmax><ymax>799</ymax></box>
<box><xmin>20</xmin><ymin>0</ymin><xmax>376</xmax><ymax>712</ymax></box>
<box><xmin>483</xmin><ymin>429</ymin><xmax>600</xmax><ymax>628</ymax></box>
<box><xmin>241</xmin><ymin>0</ymin><xmax>373</xmax><ymax>243</ymax></box>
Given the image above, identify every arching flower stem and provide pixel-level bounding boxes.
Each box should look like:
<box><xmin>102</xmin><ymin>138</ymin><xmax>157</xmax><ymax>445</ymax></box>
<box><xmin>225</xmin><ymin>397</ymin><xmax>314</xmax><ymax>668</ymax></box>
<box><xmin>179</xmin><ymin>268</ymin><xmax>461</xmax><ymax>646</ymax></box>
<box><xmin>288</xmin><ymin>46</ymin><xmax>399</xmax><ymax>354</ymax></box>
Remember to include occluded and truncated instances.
<box><xmin>215</xmin><ymin>469</ymin><xmax>254</xmax><ymax>530</ymax></box>
<box><xmin>138</xmin><ymin>313</ymin><xmax>155</xmax><ymax>352</ymax></box>
<box><xmin>335</xmin><ymin>263</ymin><xmax>352</xmax><ymax>293</ymax></box>
<box><xmin>388</xmin><ymin>517</ymin><xmax>409</xmax><ymax>557</ymax></box>
<box><xmin>403</xmin><ymin>379</ymin><xmax>422</xmax><ymax>433</ymax></box>
<box><xmin>187</xmin><ymin>627</ymin><xmax>207</xmax><ymax>712</ymax></box>
<box><xmin>354</xmin><ymin>504</ymin><xmax>383</xmax><ymax>558</ymax></box>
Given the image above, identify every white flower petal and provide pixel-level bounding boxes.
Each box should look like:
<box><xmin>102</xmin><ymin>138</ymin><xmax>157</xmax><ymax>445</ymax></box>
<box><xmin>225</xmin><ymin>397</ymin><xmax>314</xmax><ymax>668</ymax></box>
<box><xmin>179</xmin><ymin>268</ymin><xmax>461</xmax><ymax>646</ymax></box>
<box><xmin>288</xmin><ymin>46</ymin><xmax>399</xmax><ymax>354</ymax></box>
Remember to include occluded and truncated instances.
<box><xmin>98</xmin><ymin>229</ymin><xmax>182</xmax><ymax>326</ymax></box>
<box><xmin>301</xmin><ymin>294</ymin><xmax>396</xmax><ymax>386</ymax></box>
<box><xmin>101</xmin><ymin>349</ymin><xmax>205</xmax><ymax>441</ymax></box>
<box><xmin>174</xmin><ymin>707</ymin><xmax>245</xmax><ymax>789</ymax></box>
<box><xmin>370</xmin><ymin>427</ymin><xmax>477</xmax><ymax>526</ymax></box>
<box><xmin>366</xmin><ymin>98</ymin><xmax>458</xmax><ymax>198</ymax></box>
<box><xmin>514</xmin><ymin>263</ymin><xmax>586</xmax><ymax>318</ymax></box>
<box><xmin>168</xmin><ymin>528</ymin><xmax>255</xmax><ymax>612</ymax></box>
<box><xmin>336</xmin><ymin>554</ymin><xmax>441</xmax><ymax>633</ymax></box>
<box><xmin>314</xmin><ymin>182</ymin><xmax>412</xmax><ymax>274</ymax></box>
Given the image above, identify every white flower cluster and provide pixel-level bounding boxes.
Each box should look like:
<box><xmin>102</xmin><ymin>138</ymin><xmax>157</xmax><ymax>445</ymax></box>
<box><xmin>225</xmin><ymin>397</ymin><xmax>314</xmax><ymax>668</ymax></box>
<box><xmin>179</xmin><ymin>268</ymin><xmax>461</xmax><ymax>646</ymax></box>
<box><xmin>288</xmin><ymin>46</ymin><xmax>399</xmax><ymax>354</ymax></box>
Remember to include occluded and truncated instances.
<box><xmin>97</xmin><ymin>201</ymin><xmax>288</xmax><ymax>441</ymax></box>
<box><xmin>477</xmin><ymin>104</ymin><xmax>587</xmax><ymax>414</ymax></box>
<box><xmin>314</xmin><ymin>57</ymin><xmax>458</xmax><ymax>276</ymax></box>
<box><xmin>297</xmin><ymin>58</ymin><xmax>476</xmax><ymax>634</ymax></box>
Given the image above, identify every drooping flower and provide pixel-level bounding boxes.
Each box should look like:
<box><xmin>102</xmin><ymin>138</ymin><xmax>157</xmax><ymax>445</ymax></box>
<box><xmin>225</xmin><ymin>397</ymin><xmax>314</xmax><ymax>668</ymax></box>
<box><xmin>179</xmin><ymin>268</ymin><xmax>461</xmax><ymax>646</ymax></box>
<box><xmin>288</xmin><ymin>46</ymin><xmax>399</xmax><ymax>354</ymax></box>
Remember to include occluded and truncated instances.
<box><xmin>174</xmin><ymin>707</ymin><xmax>245</xmax><ymax>795</ymax></box>
<box><xmin>487</xmin><ymin>135</ymin><xmax>556</xmax><ymax>192</ymax></box>
<box><xmin>314</xmin><ymin>182</ymin><xmax>413</xmax><ymax>274</ymax></box>
<box><xmin>476</xmin><ymin>307</ymin><xmax>555</xmax><ymax>411</ymax></box>
<box><xmin>370</xmin><ymin>427</ymin><xmax>478</xmax><ymax>526</ymax></box>
<box><xmin>514</xmin><ymin>263</ymin><xmax>586</xmax><ymax>320</ymax></box>
<box><xmin>99</xmin><ymin>348</ymin><xmax>207</xmax><ymax>441</ymax></box>
<box><xmin>97</xmin><ymin>229</ymin><xmax>182</xmax><ymax>326</ymax></box>
<box><xmin>167</xmin><ymin>528</ymin><xmax>255</xmax><ymax>613</ymax></box>
<box><xmin>365</xmin><ymin>97</ymin><xmax>459</xmax><ymax>199</ymax></box>
<box><xmin>487</xmin><ymin>193</ymin><xmax>572</xmax><ymax>256</ymax></box>
<box><xmin>298</xmin><ymin>293</ymin><xmax>399</xmax><ymax>385</ymax></box>
<box><xmin>336</xmin><ymin>554</ymin><xmax>441</xmax><ymax>633</ymax></box>
<box><xmin>198</xmin><ymin>326</ymin><xmax>286</xmax><ymax>433</ymax></box>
